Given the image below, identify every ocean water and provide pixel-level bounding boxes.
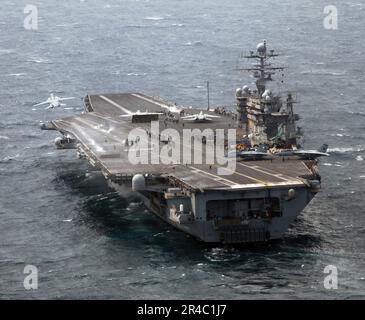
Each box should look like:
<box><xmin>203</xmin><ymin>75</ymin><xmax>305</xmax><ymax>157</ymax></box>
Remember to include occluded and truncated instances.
<box><xmin>0</xmin><ymin>0</ymin><xmax>364</xmax><ymax>299</ymax></box>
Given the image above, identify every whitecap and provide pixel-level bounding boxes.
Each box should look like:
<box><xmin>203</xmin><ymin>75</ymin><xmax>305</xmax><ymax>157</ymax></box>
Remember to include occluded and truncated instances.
<box><xmin>27</xmin><ymin>57</ymin><xmax>50</xmax><ymax>64</ymax></box>
<box><xmin>127</xmin><ymin>72</ymin><xmax>146</xmax><ymax>76</ymax></box>
<box><xmin>144</xmin><ymin>16</ymin><xmax>164</xmax><ymax>21</ymax></box>
<box><xmin>300</xmin><ymin>70</ymin><xmax>346</xmax><ymax>76</ymax></box>
<box><xmin>0</xmin><ymin>49</ymin><xmax>15</xmax><ymax>55</ymax></box>
<box><xmin>1</xmin><ymin>154</ymin><xmax>20</xmax><ymax>162</ymax></box>
<box><xmin>356</xmin><ymin>155</ymin><xmax>364</xmax><ymax>161</ymax></box>
<box><xmin>0</xmin><ymin>135</ymin><xmax>9</xmax><ymax>140</ymax></box>
<box><xmin>327</xmin><ymin>147</ymin><xmax>361</xmax><ymax>153</ymax></box>
<box><xmin>8</xmin><ymin>73</ymin><xmax>27</xmax><ymax>77</ymax></box>
<box><xmin>323</xmin><ymin>162</ymin><xmax>341</xmax><ymax>167</ymax></box>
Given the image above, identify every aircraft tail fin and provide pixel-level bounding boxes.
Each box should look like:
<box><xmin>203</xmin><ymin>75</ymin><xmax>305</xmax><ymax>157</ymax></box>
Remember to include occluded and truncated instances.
<box><xmin>318</xmin><ymin>144</ymin><xmax>328</xmax><ymax>153</ymax></box>
<box><xmin>256</xmin><ymin>144</ymin><xmax>268</xmax><ymax>153</ymax></box>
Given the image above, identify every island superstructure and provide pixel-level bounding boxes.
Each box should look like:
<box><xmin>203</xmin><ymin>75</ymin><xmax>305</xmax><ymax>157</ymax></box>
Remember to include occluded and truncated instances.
<box><xmin>42</xmin><ymin>41</ymin><xmax>327</xmax><ymax>244</ymax></box>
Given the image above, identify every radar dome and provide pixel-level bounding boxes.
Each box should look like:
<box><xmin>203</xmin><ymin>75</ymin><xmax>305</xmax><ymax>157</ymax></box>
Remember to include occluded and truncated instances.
<box><xmin>236</xmin><ymin>88</ymin><xmax>242</xmax><ymax>97</ymax></box>
<box><xmin>257</xmin><ymin>41</ymin><xmax>266</xmax><ymax>54</ymax></box>
<box><xmin>262</xmin><ymin>89</ymin><xmax>272</xmax><ymax>98</ymax></box>
<box><xmin>132</xmin><ymin>174</ymin><xmax>146</xmax><ymax>191</ymax></box>
<box><xmin>242</xmin><ymin>85</ymin><xmax>250</xmax><ymax>93</ymax></box>
<box><xmin>54</xmin><ymin>137</ymin><xmax>62</xmax><ymax>144</ymax></box>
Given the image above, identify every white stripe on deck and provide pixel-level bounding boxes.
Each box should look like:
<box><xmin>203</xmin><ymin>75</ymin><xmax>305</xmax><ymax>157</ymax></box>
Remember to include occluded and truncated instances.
<box><xmin>189</xmin><ymin>166</ymin><xmax>238</xmax><ymax>187</ymax></box>
<box><xmin>131</xmin><ymin>93</ymin><xmax>172</xmax><ymax>110</ymax></box>
<box><xmin>237</xmin><ymin>162</ymin><xmax>291</xmax><ymax>182</ymax></box>
<box><xmin>99</xmin><ymin>95</ymin><xmax>132</xmax><ymax>115</ymax></box>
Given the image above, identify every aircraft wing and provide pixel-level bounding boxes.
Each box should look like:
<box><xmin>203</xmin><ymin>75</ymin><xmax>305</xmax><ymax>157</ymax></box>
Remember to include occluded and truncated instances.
<box><xmin>293</xmin><ymin>150</ymin><xmax>329</xmax><ymax>159</ymax></box>
<box><xmin>181</xmin><ymin>115</ymin><xmax>197</xmax><ymax>119</ymax></box>
<box><xmin>205</xmin><ymin>114</ymin><xmax>221</xmax><ymax>118</ymax></box>
<box><xmin>33</xmin><ymin>100</ymin><xmax>49</xmax><ymax>107</ymax></box>
<box><xmin>58</xmin><ymin>97</ymin><xmax>76</xmax><ymax>101</ymax></box>
<box><xmin>182</xmin><ymin>117</ymin><xmax>198</xmax><ymax>121</ymax></box>
<box><xmin>228</xmin><ymin>151</ymin><xmax>270</xmax><ymax>160</ymax></box>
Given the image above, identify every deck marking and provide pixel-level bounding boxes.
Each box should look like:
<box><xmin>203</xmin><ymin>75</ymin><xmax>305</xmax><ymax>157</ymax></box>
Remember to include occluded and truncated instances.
<box><xmin>99</xmin><ymin>95</ymin><xmax>132</xmax><ymax>115</ymax></box>
<box><xmin>189</xmin><ymin>166</ymin><xmax>238</xmax><ymax>186</ymax></box>
<box><xmin>72</xmin><ymin>117</ymin><xmax>126</xmax><ymax>146</ymax></box>
<box><xmin>220</xmin><ymin>166</ymin><xmax>267</xmax><ymax>184</ymax></box>
<box><xmin>189</xmin><ymin>169</ymin><xmax>232</xmax><ymax>187</ymax></box>
<box><xmin>250</xmin><ymin>164</ymin><xmax>305</xmax><ymax>182</ymax></box>
<box><xmin>92</xmin><ymin>112</ymin><xmax>123</xmax><ymax>125</ymax></box>
<box><xmin>237</xmin><ymin>162</ymin><xmax>291</xmax><ymax>182</ymax></box>
<box><xmin>131</xmin><ymin>93</ymin><xmax>172</xmax><ymax>110</ymax></box>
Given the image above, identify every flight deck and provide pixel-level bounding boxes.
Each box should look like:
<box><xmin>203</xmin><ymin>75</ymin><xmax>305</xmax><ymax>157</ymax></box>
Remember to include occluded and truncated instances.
<box><xmin>51</xmin><ymin>93</ymin><xmax>314</xmax><ymax>191</ymax></box>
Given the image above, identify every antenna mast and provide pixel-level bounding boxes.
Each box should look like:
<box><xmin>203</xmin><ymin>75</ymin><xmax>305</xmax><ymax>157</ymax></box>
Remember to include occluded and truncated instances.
<box><xmin>237</xmin><ymin>40</ymin><xmax>284</xmax><ymax>95</ymax></box>
<box><xmin>207</xmin><ymin>81</ymin><xmax>210</xmax><ymax>111</ymax></box>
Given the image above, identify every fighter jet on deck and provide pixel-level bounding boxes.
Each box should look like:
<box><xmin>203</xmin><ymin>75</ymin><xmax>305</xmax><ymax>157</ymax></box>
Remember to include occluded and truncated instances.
<box><xmin>181</xmin><ymin>111</ymin><xmax>221</xmax><ymax>123</ymax></box>
<box><xmin>276</xmin><ymin>144</ymin><xmax>329</xmax><ymax>160</ymax></box>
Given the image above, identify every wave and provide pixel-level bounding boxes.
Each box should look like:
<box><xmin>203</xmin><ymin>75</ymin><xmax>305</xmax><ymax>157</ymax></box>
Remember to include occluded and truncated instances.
<box><xmin>8</xmin><ymin>73</ymin><xmax>27</xmax><ymax>77</ymax></box>
<box><xmin>0</xmin><ymin>49</ymin><xmax>15</xmax><ymax>55</ymax></box>
<box><xmin>322</xmin><ymin>162</ymin><xmax>342</xmax><ymax>167</ymax></box>
<box><xmin>127</xmin><ymin>73</ymin><xmax>147</xmax><ymax>76</ymax></box>
<box><xmin>330</xmin><ymin>133</ymin><xmax>351</xmax><ymax>137</ymax></box>
<box><xmin>356</xmin><ymin>155</ymin><xmax>364</xmax><ymax>161</ymax></box>
<box><xmin>347</xmin><ymin>111</ymin><xmax>365</xmax><ymax>117</ymax></box>
<box><xmin>327</xmin><ymin>147</ymin><xmax>363</xmax><ymax>154</ymax></box>
<box><xmin>183</xmin><ymin>41</ymin><xmax>203</xmax><ymax>46</ymax></box>
<box><xmin>27</xmin><ymin>57</ymin><xmax>51</xmax><ymax>64</ymax></box>
<box><xmin>0</xmin><ymin>154</ymin><xmax>20</xmax><ymax>163</ymax></box>
<box><xmin>0</xmin><ymin>135</ymin><xmax>9</xmax><ymax>140</ymax></box>
<box><xmin>171</xmin><ymin>23</ymin><xmax>185</xmax><ymax>27</ymax></box>
<box><xmin>300</xmin><ymin>70</ymin><xmax>346</xmax><ymax>76</ymax></box>
<box><xmin>144</xmin><ymin>16</ymin><xmax>164</xmax><ymax>21</ymax></box>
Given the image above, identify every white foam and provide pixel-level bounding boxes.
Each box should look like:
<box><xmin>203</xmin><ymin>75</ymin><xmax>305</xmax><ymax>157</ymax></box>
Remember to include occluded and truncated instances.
<box><xmin>323</xmin><ymin>162</ymin><xmax>342</xmax><ymax>167</ymax></box>
<box><xmin>27</xmin><ymin>57</ymin><xmax>50</xmax><ymax>64</ymax></box>
<box><xmin>1</xmin><ymin>154</ymin><xmax>20</xmax><ymax>162</ymax></box>
<box><xmin>328</xmin><ymin>147</ymin><xmax>362</xmax><ymax>153</ymax></box>
<box><xmin>356</xmin><ymin>155</ymin><xmax>364</xmax><ymax>161</ymax></box>
<box><xmin>8</xmin><ymin>73</ymin><xmax>27</xmax><ymax>77</ymax></box>
<box><xmin>0</xmin><ymin>135</ymin><xmax>9</xmax><ymax>140</ymax></box>
<box><xmin>144</xmin><ymin>16</ymin><xmax>164</xmax><ymax>21</ymax></box>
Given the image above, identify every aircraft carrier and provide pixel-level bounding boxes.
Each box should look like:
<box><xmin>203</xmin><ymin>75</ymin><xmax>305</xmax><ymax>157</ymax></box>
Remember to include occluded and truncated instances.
<box><xmin>42</xmin><ymin>41</ymin><xmax>327</xmax><ymax>244</ymax></box>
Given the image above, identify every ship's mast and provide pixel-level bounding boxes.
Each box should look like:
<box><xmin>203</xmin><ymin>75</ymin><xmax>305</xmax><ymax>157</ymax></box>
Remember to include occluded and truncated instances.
<box><xmin>238</xmin><ymin>40</ymin><xmax>284</xmax><ymax>95</ymax></box>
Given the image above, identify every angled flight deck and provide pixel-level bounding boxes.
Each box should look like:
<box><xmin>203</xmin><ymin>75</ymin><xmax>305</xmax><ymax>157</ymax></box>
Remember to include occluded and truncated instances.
<box><xmin>51</xmin><ymin>93</ymin><xmax>313</xmax><ymax>191</ymax></box>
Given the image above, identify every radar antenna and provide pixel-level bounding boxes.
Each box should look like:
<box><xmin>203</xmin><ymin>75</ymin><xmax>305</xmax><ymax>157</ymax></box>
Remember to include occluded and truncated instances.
<box><xmin>237</xmin><ymin>40</ymin><xmax>284</xmax><ymax>95</ymax></box>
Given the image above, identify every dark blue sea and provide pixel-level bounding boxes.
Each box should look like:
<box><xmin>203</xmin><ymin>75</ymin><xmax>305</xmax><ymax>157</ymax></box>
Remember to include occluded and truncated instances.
<box><xmin>0</xmin><ymin>0</ymin><xmax>364</xmax><ymax>299</ymax></box>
